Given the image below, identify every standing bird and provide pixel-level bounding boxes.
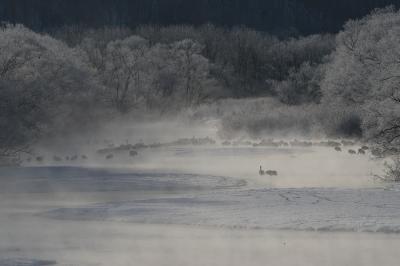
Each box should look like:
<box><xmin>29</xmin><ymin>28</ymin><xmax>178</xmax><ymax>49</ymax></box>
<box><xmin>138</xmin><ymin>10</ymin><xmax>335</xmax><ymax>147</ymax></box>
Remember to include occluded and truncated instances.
<box><xmin>259</xmin><ymin>166</ymin><xmax>265</xmax><ymax>176</ymax></box>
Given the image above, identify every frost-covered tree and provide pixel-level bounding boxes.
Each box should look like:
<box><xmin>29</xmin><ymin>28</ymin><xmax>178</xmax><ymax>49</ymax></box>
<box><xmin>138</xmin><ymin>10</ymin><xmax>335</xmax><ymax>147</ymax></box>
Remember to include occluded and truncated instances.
<box><xmin>272</xmin><ymin>62</ymin><xmax>324</xmax><ymax>105</ymax></box>
<box><xmin>84</xmin><ymin>34</ymin><xmax>219</xmax><ymax>112</ymax></box>
<box><xmin>144</xmin><ymin>43</ymin><xmax>179</xmax><ymax>110</ymax></box>
<box><xmin>103</xmin><ymin>36</ymin><xmax>150</xmax><ymax>113</ymax></box>
<box><xmin>78</xmin><ymin>27</ymin><xmax>133</xmax><ymax>71</ymax></box>
<box><xmin>171</xmin><ymin>39</ymin><xmax>220</xmax><ymax>107</ymax></box>
<box><xmin>0</xmin><ymin>24</ymin><xmax>98</xmax><ymax>162</ymax></box>
<box><xmin>322</xmin><ymin>7</ymin><xmax>400</xmax><ymax>149</ymax></box>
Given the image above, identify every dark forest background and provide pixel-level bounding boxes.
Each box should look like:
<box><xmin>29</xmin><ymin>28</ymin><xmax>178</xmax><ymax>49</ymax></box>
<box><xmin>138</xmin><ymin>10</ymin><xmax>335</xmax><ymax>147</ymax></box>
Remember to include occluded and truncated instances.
<box><xmin>0</xmin><ymin>0</ymin><xmax>399</xmax><ymax>35</ymax></box>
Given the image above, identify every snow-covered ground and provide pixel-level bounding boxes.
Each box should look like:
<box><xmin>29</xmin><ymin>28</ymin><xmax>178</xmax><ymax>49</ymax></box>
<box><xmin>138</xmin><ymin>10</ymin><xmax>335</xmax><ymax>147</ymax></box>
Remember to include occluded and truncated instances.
<box><xmin>1</xmin><ymin>145</ymin><xmax>400</xmax><ymax>265</ymax></box>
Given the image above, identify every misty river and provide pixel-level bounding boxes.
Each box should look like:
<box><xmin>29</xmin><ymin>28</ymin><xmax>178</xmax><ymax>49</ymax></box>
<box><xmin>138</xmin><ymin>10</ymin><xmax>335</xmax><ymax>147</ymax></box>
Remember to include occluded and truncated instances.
<box><xmin>1</xmin><ymin>142</ymin><xmax>400</xmax><ymax>266</ymax></box>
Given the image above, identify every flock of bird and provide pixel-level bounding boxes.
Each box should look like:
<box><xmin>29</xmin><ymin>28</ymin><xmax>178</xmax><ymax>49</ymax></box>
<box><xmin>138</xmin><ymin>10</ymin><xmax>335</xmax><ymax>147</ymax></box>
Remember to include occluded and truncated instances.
<box><xmin>257</xmin><ymin>143</ymin><xmax>371</xmax><ymax>177</ymax></box>
<box><xmin>25</xmin><ymin>139</ymin><xmax>373</xmax><ymax>179</ymax></box>
<box><xmin>335</xmin><ymin>145</ymin><xmax>369</xmax><ymax>155</ymax></box>
<box><xmin>28</xmin><ymin>154</ymin><xmax>91</xmax><ymax>163</ymax></box>
<box><xmin>27</xmin><ymin>150</ymin><xmax>138</xmax><ymax>164</ymax></box>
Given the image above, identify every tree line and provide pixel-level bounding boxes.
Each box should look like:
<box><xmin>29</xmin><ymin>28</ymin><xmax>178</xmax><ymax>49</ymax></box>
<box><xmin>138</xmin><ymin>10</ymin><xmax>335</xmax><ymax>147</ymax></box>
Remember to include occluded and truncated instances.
<box><xmin>1</xmin><ymin>7</ymin><xmax>400</xmax><ymax>162</ymax></box>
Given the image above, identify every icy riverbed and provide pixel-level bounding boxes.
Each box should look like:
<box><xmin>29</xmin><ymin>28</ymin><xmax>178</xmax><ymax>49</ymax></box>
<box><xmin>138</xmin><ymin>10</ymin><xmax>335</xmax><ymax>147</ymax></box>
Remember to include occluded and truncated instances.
<box><xmin>1</xmin><ymin>145</ymin><xmax>399</xmax><ymax>265</ymax></box>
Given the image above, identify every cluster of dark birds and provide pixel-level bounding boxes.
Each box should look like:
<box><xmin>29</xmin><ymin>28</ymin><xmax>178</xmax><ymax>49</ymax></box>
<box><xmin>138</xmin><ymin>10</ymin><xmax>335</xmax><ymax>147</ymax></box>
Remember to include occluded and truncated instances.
<box><xmin>224</xmin><ymin>139</ymin><xmax>359</xmax><ymax>148</ymax></box>
<box><xmin>27</xmin><ymin>154</ymin><xmax>89</xmax><ymax>163</ymax></box>
<box><xmin>27</xmin><ymin>150</ymin><xmax>139</xmax><ymax>163</ymax></box>
<box><xmin>334</xmin><ymin>145</ymin><xmax>369</xmax><ymax>155</ymax></box>
<box><xmin>257</xmin><ymin>144</ymin><xmax>372</xmax><ymax>177</ymax></box>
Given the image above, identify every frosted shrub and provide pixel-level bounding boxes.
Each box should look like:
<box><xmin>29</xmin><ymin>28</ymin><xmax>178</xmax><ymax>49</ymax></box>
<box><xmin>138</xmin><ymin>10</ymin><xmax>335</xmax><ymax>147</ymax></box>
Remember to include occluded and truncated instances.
<box><xmin>384</xmin><ymin>158</ymin><xmax>400</xmax><ymax>182</ymax></box>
